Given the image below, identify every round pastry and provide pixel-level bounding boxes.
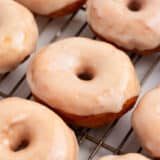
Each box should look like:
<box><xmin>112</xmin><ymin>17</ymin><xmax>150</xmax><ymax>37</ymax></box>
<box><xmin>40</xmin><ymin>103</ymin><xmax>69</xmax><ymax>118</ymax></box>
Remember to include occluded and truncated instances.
<box><xmin>0</xmin><ymin>97</ymin><xmax>78</xmax><ymax>160</ymax></box>
<box><xmin>99</xmin><ymin>153</ymin><xmax>150</xmax><ymax>160</ymax></box>
<box><xmin>87</xmin><ymin>0</ymin><xmax>160</xmax><ymax>55</ymax></box>
<box><xmin>27</xmin><ymin>37</ymin><xmax>140</xmax><ymax>128</ymax></box>
<box><xmin>15</xmin><ymin>0</ymin><xmax>86</xmax><ymax>17</ymax></box>
<box><xmin>0</xmin><ymin>0</ymin><xmax>38</xmax><ymax>73</ymax></box>
<box><xmin>132</xmin><ymin>86</ymin><xmax>160</xmax><ymax>158</ymax></box>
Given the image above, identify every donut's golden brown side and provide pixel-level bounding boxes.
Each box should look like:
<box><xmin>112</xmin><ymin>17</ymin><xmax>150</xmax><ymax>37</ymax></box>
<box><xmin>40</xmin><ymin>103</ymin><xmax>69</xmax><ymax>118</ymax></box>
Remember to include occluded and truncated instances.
<box><xmin>48</xmin><ymin>0</ymin><xmax>86</xmax><ymax>17</ymax></box>
<box><xmin>0</xmin><ymin>97</ymin><xmax>78</xmax><ymax>160</ymax></box>
<box><xmin>34</xmin><ymin>95</ymin><xmax>137</xmax><ymax>127</ymax></box>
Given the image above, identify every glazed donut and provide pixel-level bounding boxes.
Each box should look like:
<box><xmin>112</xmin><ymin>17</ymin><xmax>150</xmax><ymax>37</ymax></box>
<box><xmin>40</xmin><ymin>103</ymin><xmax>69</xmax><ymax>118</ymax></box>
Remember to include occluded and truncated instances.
<box><xmin>15</xmin><ymin>0</ymin><xmax>86</xmax><ymax>17</ymax></box>
<box><xmin>99</xmin><ymin>153</ymin><xmax>150</xmax><ymax>160</ymax></box>
<box><xmin>87</xmin><ymin>0</ymin><xmax>160</xmax><ymax>54</ymax></box>
<box><xmin>27</xmin><ymin>37</ymin><xmax>140</xmax><ymax>127</ymax></box>
<box><xmin>0</xmin><ymin>0</ymin><xmax>38</xmax><ymax>73</ymax></box>
<box><xmin>132</xmin><ymin>86</ymin><xmax>160</xmax><ymax>158</ymax></box>
<box><xmin>0</xmin><ymin>97</ymin><xmax>78</xmax><ymax>160</ymax></box>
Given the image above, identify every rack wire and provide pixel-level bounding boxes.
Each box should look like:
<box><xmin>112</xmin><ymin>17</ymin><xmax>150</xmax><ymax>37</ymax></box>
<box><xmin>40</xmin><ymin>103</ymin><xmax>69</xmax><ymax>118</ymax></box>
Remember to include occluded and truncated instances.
<box><xmin>1</xmin><ymin>7</ymin><xmax>160</xmax><ymax>160</ymax></box>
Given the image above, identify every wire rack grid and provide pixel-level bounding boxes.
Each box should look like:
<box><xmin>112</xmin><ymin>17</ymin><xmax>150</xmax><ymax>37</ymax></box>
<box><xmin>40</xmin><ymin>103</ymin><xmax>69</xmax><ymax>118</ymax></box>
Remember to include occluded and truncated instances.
<box><xmin>0</xmin><ymin>6</ymin><xmax>160</xmax><ymax>160</ymax></box>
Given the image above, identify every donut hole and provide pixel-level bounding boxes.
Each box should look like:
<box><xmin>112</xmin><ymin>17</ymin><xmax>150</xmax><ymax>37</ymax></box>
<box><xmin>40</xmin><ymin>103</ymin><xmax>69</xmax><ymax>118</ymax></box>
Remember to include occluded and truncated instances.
<box><xmin>77</xmin><ymin>67</ymin><xmax>94</xmax><ymax>81</ymax></box>
<box><xmin>11</xmin><ymin>138</ymin><xmax>30</xmax><ymax>152</ymax></box>
<box><xmin>9</xmin><ymin>125</ymin><xmax>31</xmax><ymax>152</ymax></box>
<box><xmin>127</xmin><ymin>0</ymin><xmax>142</xmax><ymax>11</ymax></box>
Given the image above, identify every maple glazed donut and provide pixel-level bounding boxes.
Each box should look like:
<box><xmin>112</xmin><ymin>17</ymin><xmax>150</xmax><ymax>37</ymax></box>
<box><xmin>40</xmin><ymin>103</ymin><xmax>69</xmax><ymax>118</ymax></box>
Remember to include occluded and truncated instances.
<box><xmin>27</xmin><ymin>37</ymin><xmax>140</xmax><ymax>128</ymax></box>
<box><xmin>132</xmin><ymin>86</ymin><xmax>160</xmax><ymax>158</ymax></box>
<box><xmin>0</xmin><ymin>0</ymin><xmax>38</xmax><ymax>73</ymax></box>
<box><xmin>87</xmin><ymin>0</ymin><xmax>160</xmax><ymax>54</ymax></box>
<box><xmin>99</xmin><ymin>154</ymin><xmax>150</xmax><ymax>160</ymax></box>
<box><xmin>15</xmin><ymin>0</ymin><xmax>86</xmax><ymax>17</ymax></box>
<box><xmin>0</xmin><ymin>97</ymin><xmax>78</xmax><ymax>160</ymax></box>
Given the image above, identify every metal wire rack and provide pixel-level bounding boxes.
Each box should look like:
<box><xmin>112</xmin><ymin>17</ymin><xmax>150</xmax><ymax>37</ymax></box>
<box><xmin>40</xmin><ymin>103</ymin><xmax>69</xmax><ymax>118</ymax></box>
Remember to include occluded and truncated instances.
<box><xmin>1</xmin><ymin>6</ymin><xmax>160</xmax><ymax>160</ymax></box>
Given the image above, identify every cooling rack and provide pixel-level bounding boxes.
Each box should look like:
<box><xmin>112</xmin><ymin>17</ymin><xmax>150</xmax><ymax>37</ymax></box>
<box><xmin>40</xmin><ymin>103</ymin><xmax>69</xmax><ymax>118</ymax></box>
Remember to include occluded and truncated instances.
<box><xmin>1</xmin><ymin>7</ymin><xmax>160</xmax><ymax>160</ymax></box>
